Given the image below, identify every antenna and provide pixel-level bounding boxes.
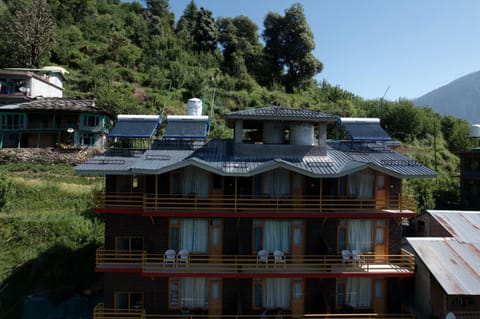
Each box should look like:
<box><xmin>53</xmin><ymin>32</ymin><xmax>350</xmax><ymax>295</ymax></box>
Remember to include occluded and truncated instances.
<box><xmin>381</xmin><ymin>85</ymin><xmax>390</xmax><ymax>100</ymax></box>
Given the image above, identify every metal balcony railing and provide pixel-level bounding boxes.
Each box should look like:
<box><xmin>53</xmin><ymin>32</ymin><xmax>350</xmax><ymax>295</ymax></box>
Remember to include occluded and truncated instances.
<box><xmin>95</xmin><ymin>248</ymin><xmax>415</xmax><ymax>275</ymax></box>
<box><xmin>94</xmin><ymin>193</ymin><xmax>416</xmax><ymax>213</ymax></box>
<box><xmin>93</xmin><ymin>304</ymin><xmax>416</xmax><ymax>319</ymax></box>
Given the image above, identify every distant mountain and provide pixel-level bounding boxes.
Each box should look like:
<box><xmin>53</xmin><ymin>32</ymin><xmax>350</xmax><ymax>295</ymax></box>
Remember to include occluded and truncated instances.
<box><xmin>413</xmin><ymin>70</ymin><xmax>480</xmax><ymax>123</ymax></box>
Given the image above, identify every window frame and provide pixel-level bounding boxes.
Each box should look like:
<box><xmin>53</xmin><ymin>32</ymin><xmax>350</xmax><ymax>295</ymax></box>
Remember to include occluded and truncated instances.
<box><xmin>115</xmin><ymin>236</ymin><xmax>144</xmax><ymax>252</ymax></box>
<box><xmin>335</xmin><ymin>279</ymin><xmax>346</xmax><ymax>309</ymax></box>
<box><xmin>252</xmin><ymin>279</ymin><xmax>264</xmax><ymax>310</ymax></box>
<box><xmin>337</xmin><ymin>224</ymin><xmax>349</xmax><ymax>253</ymax></box>
<box><xmin>114</xmin><ymin>291</ymin><xmax>144</xmax><ymax>310</ymax></box>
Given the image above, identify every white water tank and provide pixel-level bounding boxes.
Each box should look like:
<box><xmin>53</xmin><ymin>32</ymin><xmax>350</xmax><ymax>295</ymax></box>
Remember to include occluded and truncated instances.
<box><xmin>263</xmin><ymin>121</ymin><xmax>285</xmax><ymax>144</ymax></box>
<box><xmin>186</xmin><ymin>98</ymin><xmax>203</xmax><ymax>116</ymax></box>
<box><xmin>290</xmin><ymin>123</ymin><xmax>314</xmax><ymax>145</ymax></box>
<box><xmin>470</xmin><ymin>124</ymin><xmax>480</xmax><ymax>138</ymax></box>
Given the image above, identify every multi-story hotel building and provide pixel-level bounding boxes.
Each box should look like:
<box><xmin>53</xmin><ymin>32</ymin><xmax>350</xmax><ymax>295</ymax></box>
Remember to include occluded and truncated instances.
<box><xmin>75</xmin><ymin>104</ymin><xmax>437</xmax><ymax>318</ymax></box>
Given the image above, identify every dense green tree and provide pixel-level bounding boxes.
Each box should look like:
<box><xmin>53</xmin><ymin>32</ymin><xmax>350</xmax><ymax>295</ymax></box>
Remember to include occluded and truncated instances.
<box><xmin>6</xmin><ymin>0</ymin><xmax>55</xmax><ymax>67</ymax></box>
<box><xmin>218</xmin><ymin>16</ymin><xmax>261</xmax><ymax>78</ymax></box>
<box><xmin>441</xmin><ymin>115</ymin><xmax>474</xmax><ymax>153</ymax></box>
<box><xmin>176</xmin><ymin>0</ymin><xmax>198</xmax><ymax>41</ymax></box>
<box><xmin>145</xmin><ymin>0</ymin><xmax>174</xmax><ymax>32</ymax></box>
<box><xmin>192</xmin><ymin>7</ymin><xmax>218</xmax><ymax>53</ymax></box>
<box><xmin>262</xmin><ymin>4</ymin><xmax>323</xmax><ymax>92</ymax></box>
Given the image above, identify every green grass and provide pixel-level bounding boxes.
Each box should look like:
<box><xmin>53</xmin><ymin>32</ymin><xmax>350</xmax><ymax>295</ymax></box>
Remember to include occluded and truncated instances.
<box><xmin>0</xmin><ymin>163</ymin><xmax>104</xmax><ymax>319</ymax></box>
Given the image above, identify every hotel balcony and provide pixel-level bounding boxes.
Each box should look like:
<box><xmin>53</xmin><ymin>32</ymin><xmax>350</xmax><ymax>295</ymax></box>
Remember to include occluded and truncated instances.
<box><xmin>95</xmin><ymin>248</ymin><xmax>415</xmax><ymax>279</ymax></box>
<box><xmin>93</xmin><ymin>304</ymin><xmax>416</xmax><ymax>319</ymax></box>
<box><xmin>93</xmin><ymin>193</ymin><xmax>416</xmax><ymax>217</ymax></box>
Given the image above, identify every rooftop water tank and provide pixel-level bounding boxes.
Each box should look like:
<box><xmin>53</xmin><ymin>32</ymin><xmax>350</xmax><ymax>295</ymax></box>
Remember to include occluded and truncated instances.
<box><xmin>263</xmin><ymin>121</ymin><xmax>285</xmax><ymax>144</ymax></box>
<box><xmin>290</xmin><ymin>123</ymin><xmax>314</xmax><ymax>145</ymax></box>
<box><xmin>186</xmin><ymin>98</ymin><xmax>203</xmax><ymax>116</ymax></box>
<box><xmin>470</xmin><ymin>124</ymin><xmax>480</xmax><ymax>138</ymax></box>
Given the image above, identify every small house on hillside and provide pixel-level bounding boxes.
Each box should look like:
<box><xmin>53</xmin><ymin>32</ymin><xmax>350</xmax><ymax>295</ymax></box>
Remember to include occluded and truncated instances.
<box><xmin>408</xmin><ymin>210</ymin><xmax>480</xmax><ymax>319</ymax></box>
<box><xmin>0</xmin><ymin>67</ymin><xmax>66</xmax><ymax>104</ymax></box>
<box><xmin>0</xmin><ymin>98</ymin><xmax>111</xmax><ymax>148</ymax></box>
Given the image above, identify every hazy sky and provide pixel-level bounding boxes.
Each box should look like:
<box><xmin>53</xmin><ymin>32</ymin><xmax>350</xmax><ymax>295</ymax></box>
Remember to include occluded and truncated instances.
<box><xmin>167</xmin><ymin>0</ymin><xmax>480</xmax><ymax>100</ymax></box>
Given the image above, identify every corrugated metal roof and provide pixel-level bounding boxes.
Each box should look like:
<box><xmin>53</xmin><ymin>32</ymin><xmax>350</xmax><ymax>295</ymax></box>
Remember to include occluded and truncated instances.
<box><xmin>225</xmin><ymin>106</ymin><xmax>338</xmax><ymax>126</ymax></box>
<box><xmin>427</xmin><ymin>210</ymin><xmax>480</xmax><ymax>244</ymax></box>
<box><xmin>408</xmin><ymin>238</ymin><xmax>480</xmax><ymax>295</ymax></box>
<box><xmin>76</xmin><ymin>139</ymin><xmax>437</xmax><ymax>179</ymax></box>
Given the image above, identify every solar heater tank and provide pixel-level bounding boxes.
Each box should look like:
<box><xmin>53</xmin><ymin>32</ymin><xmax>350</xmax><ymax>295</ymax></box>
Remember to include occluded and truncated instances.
<box><xmin>290</xmin><ymin>123</ymin><xmax>314</xmax><ymax>145</ymax></box>
<box><xmin>263</xmin><ymin>121</ymin><xmax>285</xmax><ymax>144</ymax></box>
<box><xmin>186</xmin><ymin>98</ymin><xmax>203</xmax><ymax>116</ymax></box>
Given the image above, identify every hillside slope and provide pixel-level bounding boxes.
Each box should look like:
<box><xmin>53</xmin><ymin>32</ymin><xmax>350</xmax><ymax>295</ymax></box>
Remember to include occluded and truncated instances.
<box><xmin>413</xmin><ymin>70</ymin><xmax>480</xmax><ymax>123</ymax></box>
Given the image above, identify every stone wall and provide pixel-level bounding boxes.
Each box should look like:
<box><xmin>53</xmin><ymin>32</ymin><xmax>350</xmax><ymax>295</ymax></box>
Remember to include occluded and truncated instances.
<box><xmin>0</xmin><ymin>147</ymin><xmax>102</xmax><ymax>165</ymax></box>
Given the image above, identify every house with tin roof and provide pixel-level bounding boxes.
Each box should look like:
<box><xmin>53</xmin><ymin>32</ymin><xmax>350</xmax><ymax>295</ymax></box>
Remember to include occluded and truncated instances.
<box><xmin>0</xmin><ymin>67</ymin><xmax>111</xmax><ymax>148</ymax></box>
<box><xmin>408</xmin><ymin>210</ymin><xmax>480</xmax><ymax>319</ymax></box>
<box><xmin>76</xmin><ymin>103</ymin><xmax>437</xmax><ymax>318</ymax></box>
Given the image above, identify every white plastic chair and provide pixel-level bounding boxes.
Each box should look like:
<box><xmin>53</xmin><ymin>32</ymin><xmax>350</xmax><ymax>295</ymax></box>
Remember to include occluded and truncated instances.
<box><xmin>163</xmin><ymin>249</ymin><xmax>176</xmax><ymax>267</ymax></box>
<box><xmin>352</xmin><ymin>249</ymin><xmax>362</xmax><ymax>265</ymax></box>
<box><xmin>341</xmin><ymin>249</ymin><xmax>352</xmax><ymax>263</ymax></box>
<box><xmin>273</xmin><ymin>250</ymin><xmax>286</xmax><ymax>268</ymax></box>
<box><xmin>177</xmin><ymin>249</ymin><xmax>190</xmax><ymax>267</ymax></box>
<box><xmin>257</xmin><ymin>250</ymin><xmax>269</xmax><ymax>268</ymax></box>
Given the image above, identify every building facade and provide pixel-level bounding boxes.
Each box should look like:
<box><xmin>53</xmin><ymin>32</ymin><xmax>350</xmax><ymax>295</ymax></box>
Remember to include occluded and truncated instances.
<box><xmin>75</xmin><ymin>106</ymin><xmax>437</xmax><ymax>318</ymax></box>
<box><xmin>0</xmin><ymin>98</ymin><xmax>110</xmax><ymax>148</ymax></box>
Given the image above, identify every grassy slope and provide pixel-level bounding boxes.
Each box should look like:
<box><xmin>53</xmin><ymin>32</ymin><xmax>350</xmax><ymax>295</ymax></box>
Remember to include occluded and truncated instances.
<box><xmin>0</xmin><ymin>163</ymin><xmax>104</xmax><ymax>319</ymax></box>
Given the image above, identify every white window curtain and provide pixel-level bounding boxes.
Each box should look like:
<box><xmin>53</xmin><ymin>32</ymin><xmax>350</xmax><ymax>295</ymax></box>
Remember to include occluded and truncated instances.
<box><xmin>263</xmin><ymin>220</ymin><xmax>290</xmax><ymax>252</ymax></box>
<box><xmin>181</xmin><ymin>278</ymin><xmax>208</xmax><ymax>308</ymax></box>
<box><xmin>346</xmin><ymin>278</ymin><xmax>372</xmax><ymax>308</ymax></box>
<box><xmin>264</xmin><ymin>278</ymin><xmax>290</xmax><ymax>308</ymax></box>
<box><xmin>263</xmin><ymin>168</ymin><xmax>291</xmax><ymax>196</ymax></box>
<box><xmin>349</xmin><ymin>171</ymin><xmax>374</xmax><ymax>198</ymax></box>
<box><xmin>181</xmin><ymin>219</ymin><xmax>208</xmax><ymax>252</ymax></box>
<box><xmin>183</xmin><ymin>166</ymin><xmax>210</xmax><ymax>197</ymax></box>
<box><xmin>343</xmin><ymin>219</ymin><xmax>374</xmax><ymax>252</ymax></box>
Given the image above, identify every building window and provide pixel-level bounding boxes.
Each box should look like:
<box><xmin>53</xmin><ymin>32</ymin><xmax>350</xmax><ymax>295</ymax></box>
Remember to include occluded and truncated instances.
<box><xmin>115</xmin><ymin>292</ymin><xmax>143</xmax><ymax>310</ymax></box>
<box><xmin>252</xmin><ymin>219</ymin><xmax>291</xmax><ymax>253</ymax></box>
<box><xmin>82</xmin><ymin>115</ymin><xmax>100</xmax><ymax>127</ymax></box>
<box><xmin>336</xmin><ymin>279</ymin><xmax>346</xmax><ymax>309</ymax></box>
<box><xmin>170</xmin><ymin>219</ymin><xmax>208</xmax><ymax>253</ymax></box>
<box><xmin>337</xmin><ymin>225</ymin><xmax>348</xmax><ymax>252</ymax></box>
<box><xmin>0</xmin><ymin>113</ymin><xmax>26</xmax><ymax>129</ymax></box>
<box><xmin>115</xmin><ymin>237</ymin><xmax>143</xmax><ymax>251</ymax></box>
<box><xmin>336</xmin><ymin>278</ymin><xmax>372</xmax><ymax>309</ymax></box>
<box><xmin>169</xmin><ymin>278</ymin><xmax>208</xmax><ymax>309</ymax></box>
<box><xmin>253</xmin><ymin>279</ymin><xmax>291</xmax><ymax>309</ymax></box>
<box><xmin>80</xmin><ymin>133</ymin><xmax>96</xmax><ymax>146</ymax></box>
<box><xmin>448</xmin><ymin>296</ymin><xmax>474</xmax><ymax>306</ymax></box>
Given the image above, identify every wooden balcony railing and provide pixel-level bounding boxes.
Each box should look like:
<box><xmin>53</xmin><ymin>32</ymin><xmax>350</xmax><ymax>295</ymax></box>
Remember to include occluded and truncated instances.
<box><xmin>96</xmin><ymin>248</ymin><xmax>415</xmax><ymax>275</ymax></box>
<box><xmin>93</xmin><ymin>304</ymin><xmax>416</xmax><ymax>319</ymax></box>
<box><xmin>94</xmin><ymin>193</ymin><xmax>416</xmax><ymax>212</ymax></box>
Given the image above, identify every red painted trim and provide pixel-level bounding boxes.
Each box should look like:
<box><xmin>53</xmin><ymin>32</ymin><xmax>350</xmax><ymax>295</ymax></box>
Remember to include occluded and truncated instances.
<box><xmin>96</xmin><ymin>267</ymin><xmax>142</xmax><ymax>273</ymax></box>
<box><xmin>95</xmin><ymin>267</ymin><xmax>413</xmax><ymax>279</ymax></box>
<box><xmin>94</xmin><ymin>207</ymin><xmax>143</xmax><ymax>215</ymax></box>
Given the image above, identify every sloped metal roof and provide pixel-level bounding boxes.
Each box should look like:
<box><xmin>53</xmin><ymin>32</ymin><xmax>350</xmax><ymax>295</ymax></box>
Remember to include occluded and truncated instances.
<box><xmin>75</xmin><ymin>139</ymin><xmax>437</xmax><ymax>179</ymax></box>
<box><xmin>225</xmin><ymin>106</ymin><xmax>338</xmax><ymax>127</ymax></box>
<box><xmin>427</xmin><ymin>210</ymin><xmax>480</xmax><ymax>244</ymax></box>
<box><xmin>408</xmin><ymin>238</ymin><xmax>480</xmax><ymax>295</ymax></box>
